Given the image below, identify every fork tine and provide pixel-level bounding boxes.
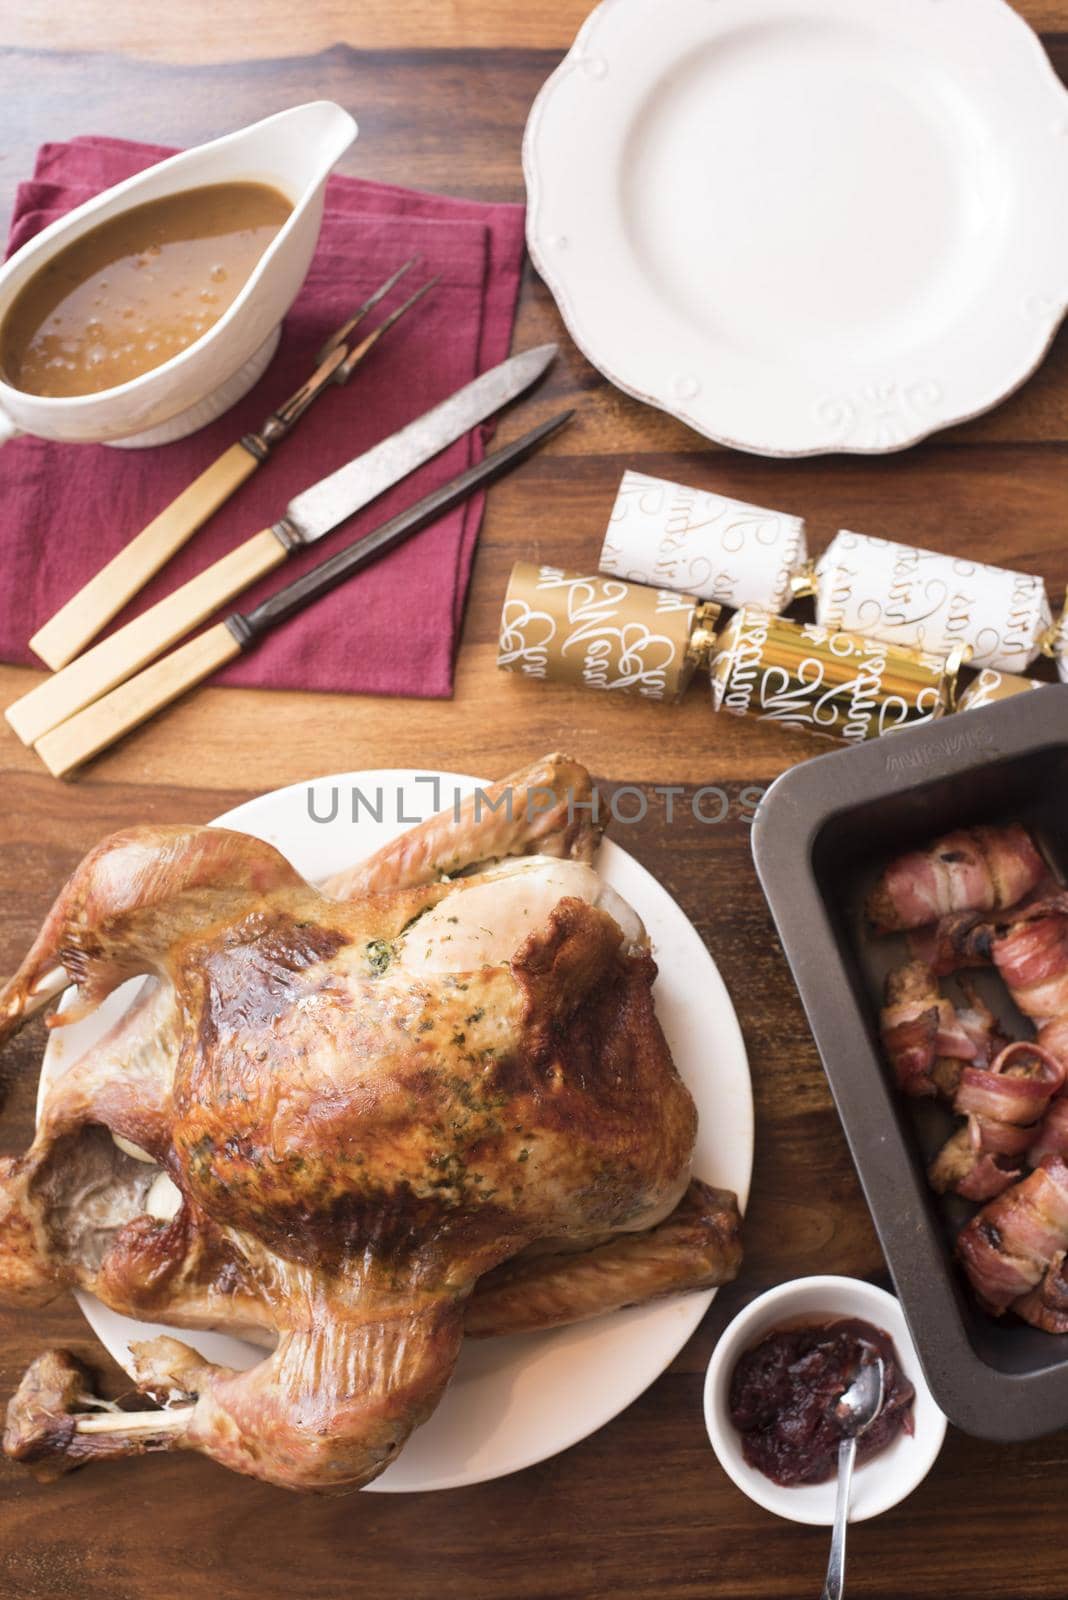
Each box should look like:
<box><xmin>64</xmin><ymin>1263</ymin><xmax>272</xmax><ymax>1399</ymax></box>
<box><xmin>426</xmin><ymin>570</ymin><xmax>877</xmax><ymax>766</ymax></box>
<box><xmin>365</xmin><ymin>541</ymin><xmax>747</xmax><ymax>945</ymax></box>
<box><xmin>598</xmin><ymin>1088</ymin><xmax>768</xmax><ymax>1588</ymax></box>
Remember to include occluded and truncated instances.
<box><xmin>369</xmin><ymin>273</ymin><xmax>440</xmax><ymax>339</ymax></box>
<box><xmin>316</xmin><ymin>257</ymin><xmax>421</xmax><ymax>363</ymax></box>
<box><xmin>336</xmin><ymin>274</ymin><xmax>442</xmax><ymax>381</ymax></box>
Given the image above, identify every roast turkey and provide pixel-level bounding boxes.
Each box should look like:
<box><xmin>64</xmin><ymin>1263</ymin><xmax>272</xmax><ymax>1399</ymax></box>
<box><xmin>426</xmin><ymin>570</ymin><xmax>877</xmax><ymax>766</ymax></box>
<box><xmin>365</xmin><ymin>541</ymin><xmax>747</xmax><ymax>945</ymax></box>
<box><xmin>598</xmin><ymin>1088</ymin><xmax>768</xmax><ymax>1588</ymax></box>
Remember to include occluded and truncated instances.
<box><xmin>0</xmin><ymin>754</ymin><xmax>742</xmax><ymax>1492</ymax></box>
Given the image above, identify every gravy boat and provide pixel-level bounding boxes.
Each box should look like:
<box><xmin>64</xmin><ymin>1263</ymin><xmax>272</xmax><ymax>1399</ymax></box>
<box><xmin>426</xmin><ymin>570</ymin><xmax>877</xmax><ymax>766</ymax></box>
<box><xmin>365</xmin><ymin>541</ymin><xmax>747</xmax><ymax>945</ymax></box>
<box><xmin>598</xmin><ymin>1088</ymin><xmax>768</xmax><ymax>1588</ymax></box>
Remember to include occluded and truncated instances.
<box><xmin>0</xmin><ymin>101</ymin><xmax>357</xmax><ymax>449</ymax></box>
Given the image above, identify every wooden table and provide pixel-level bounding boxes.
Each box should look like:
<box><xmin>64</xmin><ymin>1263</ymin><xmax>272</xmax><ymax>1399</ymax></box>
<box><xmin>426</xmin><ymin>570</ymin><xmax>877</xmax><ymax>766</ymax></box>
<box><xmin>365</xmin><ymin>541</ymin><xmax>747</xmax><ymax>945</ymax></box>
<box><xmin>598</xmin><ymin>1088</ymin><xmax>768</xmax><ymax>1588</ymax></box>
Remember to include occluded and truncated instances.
<box><xmin>1</xmin><ymin>5</ymin><xmax>1066</xmax><ymax>1596</ymax></box>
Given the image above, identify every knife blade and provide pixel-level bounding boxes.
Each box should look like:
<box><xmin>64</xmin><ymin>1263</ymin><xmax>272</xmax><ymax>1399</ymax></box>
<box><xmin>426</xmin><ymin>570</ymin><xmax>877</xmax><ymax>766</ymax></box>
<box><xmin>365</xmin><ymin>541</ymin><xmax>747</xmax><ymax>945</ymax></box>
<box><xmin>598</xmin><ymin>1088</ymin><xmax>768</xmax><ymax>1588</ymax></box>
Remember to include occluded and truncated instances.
<box><xmin>6</xmin><ymin>343</ymin><xmax>558</xmax><ymax>747</ymax></box>
<box><xmin>34</xmin><ymin>411</ymin><xmax>573</xmax><ymax>779</ymax></box>
<box><xmin>282</xmin><ymin>343</ymin><xmax>557</xmax><ymax>545</ymax></box>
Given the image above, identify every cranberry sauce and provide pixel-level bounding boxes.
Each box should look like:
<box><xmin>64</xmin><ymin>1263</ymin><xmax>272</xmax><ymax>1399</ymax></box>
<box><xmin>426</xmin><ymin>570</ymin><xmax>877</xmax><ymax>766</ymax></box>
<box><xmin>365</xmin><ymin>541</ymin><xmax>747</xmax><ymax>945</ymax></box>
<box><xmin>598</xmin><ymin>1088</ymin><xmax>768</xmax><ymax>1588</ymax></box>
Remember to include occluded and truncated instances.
<box><xmin>727</xmin><ymin>1317</ymin><xmax>915</xmax><ymax>1487</ymax></box>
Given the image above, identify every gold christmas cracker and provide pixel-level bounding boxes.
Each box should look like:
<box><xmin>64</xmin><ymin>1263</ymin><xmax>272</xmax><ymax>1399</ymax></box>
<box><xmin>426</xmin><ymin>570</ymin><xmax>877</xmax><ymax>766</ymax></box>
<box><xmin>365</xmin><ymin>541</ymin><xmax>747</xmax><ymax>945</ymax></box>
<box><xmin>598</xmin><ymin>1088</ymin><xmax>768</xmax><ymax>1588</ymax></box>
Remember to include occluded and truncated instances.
<box><xmin>497</xmin><ymin>562</ymin><xmax>719</xmax><ymax>702</ymax></box>
<box><xmin>708</xmin><ymin>607</ymin><xmax>963</xmax><ymax>743</ymax></box>
<box><xmin>957</xmin><ymin>667</ymin><xmax>1045</xmax><ymax>712</ymax></box>
<box><xmin>497</xmin><ymin>560</ymin><xmax>1068</xmax><ymax>744</ymax></box>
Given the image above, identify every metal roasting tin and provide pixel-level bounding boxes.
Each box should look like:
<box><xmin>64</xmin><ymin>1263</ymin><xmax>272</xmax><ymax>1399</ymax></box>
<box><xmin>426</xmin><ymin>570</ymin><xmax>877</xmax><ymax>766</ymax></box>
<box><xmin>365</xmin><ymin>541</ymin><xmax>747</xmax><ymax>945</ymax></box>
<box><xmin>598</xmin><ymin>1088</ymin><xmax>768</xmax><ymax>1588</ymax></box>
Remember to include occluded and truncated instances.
<box><xmin>751</xmin><ymin>686</ymin><xmax>1068</xmax><ymax>1441</ymax></box>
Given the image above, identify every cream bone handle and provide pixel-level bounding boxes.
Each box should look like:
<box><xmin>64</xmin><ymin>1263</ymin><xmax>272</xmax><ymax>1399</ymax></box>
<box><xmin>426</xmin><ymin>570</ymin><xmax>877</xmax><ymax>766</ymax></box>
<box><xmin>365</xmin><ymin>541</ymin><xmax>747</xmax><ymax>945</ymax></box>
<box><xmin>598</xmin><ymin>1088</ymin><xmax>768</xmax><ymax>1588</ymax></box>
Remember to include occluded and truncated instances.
<box><xmin>6</xmin><ymin>524</ymin><xmax>290</xmax><ymax>746</ymax></box>
<box><xmin>35</xmin><ymin>622</ymin><xmax>243</xmax><ymax>779</ymax></box>
<box><xmin>28</xmin><ymin>411</ymin><xmax>580</xmax><ymax>776</ymax></box>
<box><xmin>28</xmin><ymin>442</ymin><xmax>261</xmax><ymax>671</ymax></box>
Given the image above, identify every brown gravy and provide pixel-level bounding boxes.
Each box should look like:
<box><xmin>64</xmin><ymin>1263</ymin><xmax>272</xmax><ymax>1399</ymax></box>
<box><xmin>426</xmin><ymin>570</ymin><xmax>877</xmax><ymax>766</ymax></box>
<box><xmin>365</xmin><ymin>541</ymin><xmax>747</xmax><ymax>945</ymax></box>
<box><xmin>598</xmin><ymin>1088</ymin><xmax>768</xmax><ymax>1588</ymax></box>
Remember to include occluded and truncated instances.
<box><xmin>1</xmin><ymin>181</ymin><xmax>291</xmax><ymax>398</ymax></box>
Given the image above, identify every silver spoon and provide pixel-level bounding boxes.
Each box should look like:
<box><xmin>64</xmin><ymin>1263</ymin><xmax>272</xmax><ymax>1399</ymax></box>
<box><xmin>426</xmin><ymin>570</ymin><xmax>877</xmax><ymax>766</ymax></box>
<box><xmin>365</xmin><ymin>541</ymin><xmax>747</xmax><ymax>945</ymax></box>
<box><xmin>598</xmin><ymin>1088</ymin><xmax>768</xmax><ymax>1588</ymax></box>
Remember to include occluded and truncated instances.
<box><xmin>819</xmin><ymin>1354</ymin><xmax>885</xmax><ymax>1600</ymax></box>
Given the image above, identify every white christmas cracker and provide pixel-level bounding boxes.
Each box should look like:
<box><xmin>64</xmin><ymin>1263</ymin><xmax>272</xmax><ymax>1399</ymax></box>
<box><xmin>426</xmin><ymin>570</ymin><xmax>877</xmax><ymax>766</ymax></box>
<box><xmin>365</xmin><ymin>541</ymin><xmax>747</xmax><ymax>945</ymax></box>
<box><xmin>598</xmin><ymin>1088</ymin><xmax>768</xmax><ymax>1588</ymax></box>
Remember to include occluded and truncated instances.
<box><xmin>809</xmin><ymin>531</ymin><xmax>1059</xmax><ymax>675</ymax></box>
<box><xmin>598</xmin><ymin>471</ymin><xmax>807</xmax><ymax>616</ymax></box>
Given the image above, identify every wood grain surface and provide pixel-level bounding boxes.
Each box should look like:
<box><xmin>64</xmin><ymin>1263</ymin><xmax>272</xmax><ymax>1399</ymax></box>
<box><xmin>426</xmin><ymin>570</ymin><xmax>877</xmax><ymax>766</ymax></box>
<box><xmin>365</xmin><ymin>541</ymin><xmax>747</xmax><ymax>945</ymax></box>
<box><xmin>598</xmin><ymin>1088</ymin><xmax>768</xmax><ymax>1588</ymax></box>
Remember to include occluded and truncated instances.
<box><xmin>1</xmin><ymin>8</ymin><xmax>1067</xmax><ymax>1598</ymax></box>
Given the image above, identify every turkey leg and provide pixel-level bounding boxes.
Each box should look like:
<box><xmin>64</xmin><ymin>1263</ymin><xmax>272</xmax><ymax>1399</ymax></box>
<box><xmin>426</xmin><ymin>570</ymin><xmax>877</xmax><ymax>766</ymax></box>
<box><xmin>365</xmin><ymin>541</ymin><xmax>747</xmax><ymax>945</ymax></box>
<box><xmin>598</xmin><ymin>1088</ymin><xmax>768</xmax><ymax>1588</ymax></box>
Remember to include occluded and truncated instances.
<box><xmin>466</xmin><ymin>1181</ymin><xmax>743</xmax><ymax>1337</ymax></box>
<box><xmin>7</xmin><ymin>1293</ymin><xmax>467</xmax><ymax>1494</ymax></box>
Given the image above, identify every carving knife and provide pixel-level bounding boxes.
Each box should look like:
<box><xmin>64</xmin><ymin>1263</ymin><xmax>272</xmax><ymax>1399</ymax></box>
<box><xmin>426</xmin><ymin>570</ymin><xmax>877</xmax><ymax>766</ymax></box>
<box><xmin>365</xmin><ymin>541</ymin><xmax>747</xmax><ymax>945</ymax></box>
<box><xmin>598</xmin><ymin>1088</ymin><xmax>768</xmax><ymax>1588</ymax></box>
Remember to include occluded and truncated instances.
<box><xmin>35</xmin><ymin>410</ymin><xmax>573</xmax><ymax>779</ymax></box>
<box><xmin>7</xmin><ymin>342</ymin><xmax>558</xmax><ymax>746</ymax></box>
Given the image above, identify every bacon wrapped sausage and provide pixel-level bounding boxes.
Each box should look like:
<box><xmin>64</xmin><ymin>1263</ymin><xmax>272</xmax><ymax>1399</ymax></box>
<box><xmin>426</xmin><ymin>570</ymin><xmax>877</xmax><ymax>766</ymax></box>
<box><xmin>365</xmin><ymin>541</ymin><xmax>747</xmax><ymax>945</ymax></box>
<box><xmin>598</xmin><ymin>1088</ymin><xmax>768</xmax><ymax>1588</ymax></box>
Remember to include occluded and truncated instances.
<box><xmin>1014</xmin><ymin>1252</ymin><xmax>1068</xmax><ymax>1333</ymax></box>
<box><xmin>880</xmin><ymin>962</ymin><xmax>983</xmax><ymax>1098</ymax></box>
<box><xmin>907</xmin><ymin>913</ymin><xmax>991</xmax><ymax>978</ymax></box>
<box><xmin>867</xmin><ymin>824</ymin><xmax>1045</xmax><ymax>935</ymax></box>
<box><xmin>929</xmin><ymin>1041</ymin><xmax>1065</xmax><ymax>1200</ymax></box>
<box><xmin>1021</xmin><ymin>1021</ymin><xmax>1068</xmax><ymax>1165</ymax></box>
<box><xmin>1008</xmin><ymin>1028</ymin><xmax>1068</xmax><ymax>1331</ymax></box>
<box><xmin>1037</xmin><ymin>1016</ymin><xmax>1068</xmax><ymax>1068</ymax></box>
<box><xmin>955</xmin><ymin>982</ymin><xmax>1007</xmax><ymax>1069</ymax></box>
<box><xmin>871</xmin><ymin>818</ymin><xmax>1068</xmax><ymax>1328</ymax></box>
<box><xmin>991</xmin><ymin>896</ymin><xmax>1068</xmax><ymax>1021</ymax></box>
<box><xmin>1028</xmin><ymin>1097</ymin><xmax>1068</xmax><ymax>1167</ymax></box>
<box><xmin>957</xmin><ymin>1155</ymin><xmax>1068</xmax><ymax>1315</ymax></box>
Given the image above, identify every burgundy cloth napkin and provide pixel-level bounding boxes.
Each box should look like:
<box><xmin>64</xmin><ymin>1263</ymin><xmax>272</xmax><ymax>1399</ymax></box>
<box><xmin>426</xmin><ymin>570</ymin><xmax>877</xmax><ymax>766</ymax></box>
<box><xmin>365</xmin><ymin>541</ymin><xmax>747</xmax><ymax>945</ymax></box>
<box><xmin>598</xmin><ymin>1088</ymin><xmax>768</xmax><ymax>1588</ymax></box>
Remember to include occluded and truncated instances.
<box><xmin>0</xmin><ymin>137</ymin><xmax>526</xmax><ymax>697</ymax></box>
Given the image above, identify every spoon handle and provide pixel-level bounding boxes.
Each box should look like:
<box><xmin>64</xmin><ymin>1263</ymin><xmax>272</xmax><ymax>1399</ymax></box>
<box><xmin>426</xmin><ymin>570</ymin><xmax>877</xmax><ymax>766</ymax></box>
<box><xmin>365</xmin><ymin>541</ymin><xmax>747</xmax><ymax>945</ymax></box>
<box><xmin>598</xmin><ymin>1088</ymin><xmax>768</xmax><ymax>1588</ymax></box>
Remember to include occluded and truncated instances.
<box><xmin>820</xmin><ymin>1435</ymin><xmax>856</xmax><ymax>1600</ymax></box>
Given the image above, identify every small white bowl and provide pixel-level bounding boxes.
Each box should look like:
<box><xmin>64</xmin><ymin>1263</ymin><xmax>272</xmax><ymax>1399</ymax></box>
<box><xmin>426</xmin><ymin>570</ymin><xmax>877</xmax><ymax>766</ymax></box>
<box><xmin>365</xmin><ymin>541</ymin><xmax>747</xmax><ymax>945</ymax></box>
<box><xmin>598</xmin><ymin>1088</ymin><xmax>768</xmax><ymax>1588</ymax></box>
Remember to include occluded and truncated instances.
<box><xmin>704</xmin><ymin>1275</ymin><xmax>946</xmax><ymax>1526</ymax></box>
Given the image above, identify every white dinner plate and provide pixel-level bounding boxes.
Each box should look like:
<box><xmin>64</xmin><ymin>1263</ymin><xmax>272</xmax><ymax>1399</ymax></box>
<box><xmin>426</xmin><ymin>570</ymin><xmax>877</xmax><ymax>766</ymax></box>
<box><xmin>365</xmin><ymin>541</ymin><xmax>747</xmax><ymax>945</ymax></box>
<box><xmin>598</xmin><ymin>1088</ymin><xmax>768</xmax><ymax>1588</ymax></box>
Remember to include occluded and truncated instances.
<box><xmin>524</xmin><ymin>0</ymin><xmax>1068</xmax><ymax>456</ymax></box>
<box><xmin>37</xmin><ymin>770</ymin><xmax>753</xmax><ymax>1492</ymax></box>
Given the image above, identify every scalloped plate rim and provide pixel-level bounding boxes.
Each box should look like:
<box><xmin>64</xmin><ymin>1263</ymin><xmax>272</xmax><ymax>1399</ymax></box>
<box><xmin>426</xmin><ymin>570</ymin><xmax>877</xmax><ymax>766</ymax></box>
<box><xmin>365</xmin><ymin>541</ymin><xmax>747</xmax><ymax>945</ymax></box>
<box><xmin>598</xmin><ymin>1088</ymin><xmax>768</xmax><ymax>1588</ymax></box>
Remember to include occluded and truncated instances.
<box><xmin>523</xmin><ymin>0</ymin><xmax>1068</xmax><ymax>457</ymax></box>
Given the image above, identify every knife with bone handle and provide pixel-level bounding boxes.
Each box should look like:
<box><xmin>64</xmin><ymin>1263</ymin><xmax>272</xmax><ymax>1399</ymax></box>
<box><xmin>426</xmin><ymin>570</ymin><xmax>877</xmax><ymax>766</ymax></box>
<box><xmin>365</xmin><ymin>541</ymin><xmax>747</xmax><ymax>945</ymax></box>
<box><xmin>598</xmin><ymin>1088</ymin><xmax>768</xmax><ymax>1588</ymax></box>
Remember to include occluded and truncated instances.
<box><xmin>7</xmin><ymin>342</ymin><xmax>557</xmax><ymax>746</ymax></box>
<box><xmin>34</xmin><ymin>410</ymin><xmax>573</xmax><ymax>778</ymax></box>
